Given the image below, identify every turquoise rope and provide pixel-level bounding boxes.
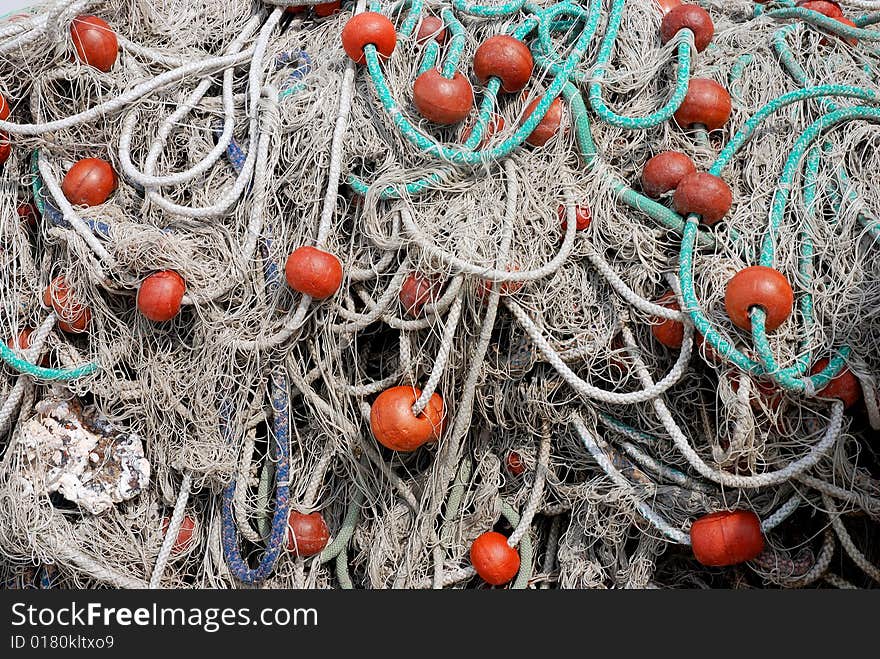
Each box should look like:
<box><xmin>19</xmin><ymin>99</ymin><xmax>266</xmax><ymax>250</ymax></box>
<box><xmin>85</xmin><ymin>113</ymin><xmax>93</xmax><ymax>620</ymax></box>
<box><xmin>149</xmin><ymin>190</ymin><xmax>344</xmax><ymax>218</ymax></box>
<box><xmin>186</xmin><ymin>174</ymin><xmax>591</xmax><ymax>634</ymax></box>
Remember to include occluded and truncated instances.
<box><xmin>453</xmin><ymin>0</ymin><xmax>525</xmax><ymax>18</ymax></box>
<box><xmin>587</xmin><ymin>0</ymin><xmax>693</xmax><ymax>129</ymax></box>
<box><xmin>766</xmin><ymin>7</ymin><xmax>880</xmax><ymax>41</ymax></box>
<box><xmin>0</xmin><ymin>342</ymin><xmax>98</xmax><ymax>381</ymax></box>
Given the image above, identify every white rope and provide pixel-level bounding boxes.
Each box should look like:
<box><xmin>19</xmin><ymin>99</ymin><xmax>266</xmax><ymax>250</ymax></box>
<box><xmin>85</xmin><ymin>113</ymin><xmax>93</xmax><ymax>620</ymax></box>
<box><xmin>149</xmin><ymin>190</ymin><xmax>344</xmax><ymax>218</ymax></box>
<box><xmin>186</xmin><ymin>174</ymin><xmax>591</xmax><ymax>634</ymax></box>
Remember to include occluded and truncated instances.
<box><xmin>149</xmin><ymin>472</ymin><xmax>193</xmax><ymax>589</ymax></box>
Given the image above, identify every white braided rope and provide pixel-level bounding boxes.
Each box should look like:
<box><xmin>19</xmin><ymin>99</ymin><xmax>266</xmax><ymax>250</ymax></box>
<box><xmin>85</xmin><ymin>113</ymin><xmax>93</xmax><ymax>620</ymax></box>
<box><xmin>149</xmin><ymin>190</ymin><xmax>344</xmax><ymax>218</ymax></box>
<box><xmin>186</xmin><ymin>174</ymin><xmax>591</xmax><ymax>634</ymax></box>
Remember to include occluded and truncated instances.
<box><xmin>399</xmin><ymin>202</ymin><xmax>577</xmax><ymax>282</ymax></box>
<box><xmin>506</xmin><ymin>305</ymin><xmax>693</xmax><ymax>404</ymax></box>
<box><xmin>0</xmin><ymin>314</ymin><xmax>57</xmax><ymax>435</ymax></box>
<box><xmin>760</xmin><ymin>494</ymin><xmax>802</xmax><ymax>532</ymax></box>
<box><xmin>572</xmin><ymin>414</ymin><xmax>691</xmax><ymax>544</ymax></box>
<box><xmin>623</xmin><ymin>329</ymin><xmax>846</xmax><ymax>488</ymax></box>
<box><xmin>149</xmin><ymin>472</ymin><xmax>193</xmax><ymax>589</ymax></box>
<box><xmin>824</xmin><ymin>493</ymin><xmax>880</xmax><ymax>583</ymax></box>
<box><xmin>508</xmin><ymin>425</ymin><xmax>551</xmax><ymax>547</ymax></box>
<box><xmin>0</xmin><ymin>49</ymin><xmax>255</xmax><ymax>135</ymax></box>
<box><xmin>584</xmin><ymin>246</ymin><xmax>685</xmax><ymax>321</ymax></box>
<box><xmin>411</xmin><ymin>295</ymin><xmax>463</xmax><ymax>415</ymax></box>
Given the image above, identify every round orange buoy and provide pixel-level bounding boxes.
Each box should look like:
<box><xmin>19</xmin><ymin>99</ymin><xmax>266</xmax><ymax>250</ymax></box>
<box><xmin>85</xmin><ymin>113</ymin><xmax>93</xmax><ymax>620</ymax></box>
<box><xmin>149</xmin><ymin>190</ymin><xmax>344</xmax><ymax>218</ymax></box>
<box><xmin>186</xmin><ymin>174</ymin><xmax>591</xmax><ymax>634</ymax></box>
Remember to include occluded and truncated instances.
<box><xmin>724</xmin><ymin>266</ymin><xmax>794</xmax><ymax>332</ymax></box>
<box><xmin>314</xmin><ymin>1</ymin><xmax>341</xmax><ymax>17</ymax></box>
<box><xmin>137</xmin><ymin>271</ymin><xmax>186</xmax><ymax>322</ymax></box>
<box><xmin>470</xmin><ymin>531</ymin><xmax>520</xmax><ymax>585</ymax></box>
<box><xmin>0</xmin><ymin>93</ymin><xmax>9</xmax><ymax>121</ymax></box>
<box><xmin>0</xmin><ymin>132</ymin><xmax>9</xmax><ymax>166</ymax></box>
<box><xmin>641</xmin><ymin>151</ymin><xmax>696</xmax><ymax>198</ymax></box>
<box><xmin>473</xmin><ymin>35</ymin><xmax>534</xmax><ymax>93</ymax></box>
<box><xmin>413</xmin><ymin>69</ymin><xmax>473</xmax><ymax>125</ymax></box>
<box><xmin>370</xmin><ymin>386</ymin><xmax>445</xmax><ymax>452</ymax></box>
<box><xmin>660</xmin><ymin>5</ymin><xmax>715</xmax><ymax>53</ymax></box>
<box><xmin>341</xmin><ymin>12</ymin><xmax>396</xmax><ymax>64</ymax></box>
<box><xmin>287</xmin><ymin>511</ymin><xmax>331</xmax><ymax>557</ymax></box>
<box><xmin>70</xmin><ymin>15</ymin><xmax>119</xmax><ymax>72</ymax></box>
<box><xmin>62</xmin><ymin>158</ymin><xmax>118</xmax><ymax>207</ymax></box>
<box><xmin>673</xmin><ymin>78</ymin><xmax>732</xmax><ymax>131</ymax></box>
<box><xmin>44</xmin><ymin>276</ymin><xmax>91</xmax><ymax>335</ymax></box>
<box><xmin>506</xmin><ymin>451</ymin><xmax>526</xmax><ymax>476</ymax></box>
<box><xmin>416</xmin><ymin>15</ymin><xmax>447</xmax><ymax>45</ymax></box>
<box><xmin>285</xmin><ymin>246</ymin><xmax>343</xmax><ymax>299</ymax></box>
<box><xmin>690</xmin><ymin>510</ymin><xmax>764</xmax><ymax>566</ymax></box>
<box><xmin>522</xmin><ymin>96</ymin><xmax>563</xmax><ymax>147</ymax></box>
<box><xmin>162</xmin><ymin>515</ymin><xmax>197</xmax><ymax>554</ymax></box>
<box><xmin>673</xmin><ymin>172</ymin><xmax>733</xmax><ymax>225</ymax></box>
<box><xmin>557</xmin><ymin>204</ymin><xmax>592</xmax><ymax>232</ymax></box>
<box><xmin>650</xmin><ymin>292</ymin><xmax>684</xmax><ymax>348</ymax></box>
<box><xmin>810</xmin><ymin>358</ymin><xmax>862</xmax><ymax>410</ymax></box>
<box><xmin>460</xmin><ymin>112</ymin><xmax>505</xmax><ymax>147</ymax></box>
<box><xmin>399</xmin><ymin>272</ymin><xmax>439</xmax><ymax>317</ymax></box>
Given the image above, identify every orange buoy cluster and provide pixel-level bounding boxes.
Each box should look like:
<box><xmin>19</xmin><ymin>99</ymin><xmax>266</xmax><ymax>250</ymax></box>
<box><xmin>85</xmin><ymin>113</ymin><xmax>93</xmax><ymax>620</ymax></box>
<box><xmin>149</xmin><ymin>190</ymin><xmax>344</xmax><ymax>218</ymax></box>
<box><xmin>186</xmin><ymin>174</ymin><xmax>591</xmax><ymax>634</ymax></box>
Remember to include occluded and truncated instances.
<box><xmin>470</xmin><ymin>531</ymin><xmax>520</xmax><ymax>585</ymax></box>
<box><xmin>641</xmin><ymin>151</ymin><xmax>733</xmax><ymax>225</ymax></box>
<box><xmin>43</xmin><ymin>276</ymin><xmax>91</xmax><ymax>335</ymax></box>
<box><xmin>370</xmin><ymin>386</ymin><xmax>445</xmax><ymax>452</ymax></box>
<box><xmin>286</xmin><ymin>511</ymin><xmax>331</xmax><ymax>557</ymax></box>
<box><xmin>690</xmin><ymin>510</ymin><xmax>765</xmax><ymax>566</ymax></box>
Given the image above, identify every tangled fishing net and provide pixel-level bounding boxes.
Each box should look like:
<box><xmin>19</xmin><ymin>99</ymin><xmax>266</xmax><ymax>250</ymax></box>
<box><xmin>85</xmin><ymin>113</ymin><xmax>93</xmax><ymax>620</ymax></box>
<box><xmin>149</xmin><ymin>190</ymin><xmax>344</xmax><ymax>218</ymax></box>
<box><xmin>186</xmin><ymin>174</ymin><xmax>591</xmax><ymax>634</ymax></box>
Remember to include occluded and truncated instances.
<box><xmin>1</xmin><ymin>0</ymin><xmax>879</xmax><ymax>590</ymax></box>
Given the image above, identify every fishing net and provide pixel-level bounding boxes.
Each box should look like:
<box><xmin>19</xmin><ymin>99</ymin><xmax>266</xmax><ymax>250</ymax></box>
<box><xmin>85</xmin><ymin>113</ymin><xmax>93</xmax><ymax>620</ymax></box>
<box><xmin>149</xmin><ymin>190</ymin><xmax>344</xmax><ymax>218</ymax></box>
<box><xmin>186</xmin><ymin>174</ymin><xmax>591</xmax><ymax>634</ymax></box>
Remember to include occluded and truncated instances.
<box><xmin>1</xmin><ymin>0</ymin><xmax>879</xmax><ymax>590</ymax></box>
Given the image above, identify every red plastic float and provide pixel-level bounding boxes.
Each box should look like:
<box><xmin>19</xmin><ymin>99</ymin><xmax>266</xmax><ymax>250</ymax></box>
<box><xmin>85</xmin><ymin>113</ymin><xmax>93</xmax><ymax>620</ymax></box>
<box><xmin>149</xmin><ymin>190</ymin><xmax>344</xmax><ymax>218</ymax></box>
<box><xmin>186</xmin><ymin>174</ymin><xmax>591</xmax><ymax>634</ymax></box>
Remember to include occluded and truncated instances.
<box><xmin>70</xmin><ymin>15</ymin><xmax>118</xmax><ymax>72</ymax></box>
<box><xmin>62</xmin><ymin>158</ymin><xmax>118</xmax><ymax>207</ymax></box>
<box><xmin>370</xmin><ymin>386</ymin><xmax>445</xmax><ymax>452</ymax></box>
<box><xmin>162</xmin><ymin>515</ymin><xmax>197</xmax><ymax>554</ymax></box>
<box><xmin>654</xmin><ymin>0</ymin><xmax>683</xmax><ymax>14</ymax></box>
<box><xmin>399</xmin><ymin>272</ymin><xmax>439</xmax><ymax>317</ymax></box>
<box><xmin>473</xmin><ymin>35</ymin><xmax>534</xmax><ymax>93</ymax></box>
<box><xmin>826</xmin><ymin>17</ymin><xmax>858</xmax><ymax>46</ymax></box>
<box><xmin>522</xmin><ymin>96</ymin><xmax>563</xmax><ymax>147</ymax></box>
<box><xmin>0</xmin><ymin>133</ymin><xmax>9</xmax><ymax>166</ymax></box>
<box><xmin>44</xmin><ymin>276</ymin><xmax>91</xmax><ymax>335</ymax></box>
<box><xmin>416</xmin><ymin>15</ymin><xmax>447</xmax><ymax>45</ymax></box>
<box><xmin>810</xmin><ymin>358</ymin><xmax>862</xmax><ymax>410</ymax></box>
<box><xmin>285</xmin><ymin>246</ymin><xmax>343</xmax><ymax>299</ymax></box>
<box><xmin>673</xmin><ymin>172</ymin><xmax>733</xmax><ymax>225</ymax></box>
<box><xmin>660</xmin><ymin>5</ymin><xmax>715</xmax><ymax>52</ymax></box>
<box><xmin>314</xmin><ymin>1</ymin><xmax>341</xmax><ymax>17</ymax></box>
<box><xmin>506</xmin><ymin>451</ymin><xmax>526</xmax><ymax>476</ymax></box>
<box><xmin>673</xmin><ymin>78</ymin><xmax>732</xmax><ymax>131</ymax></box>
<box><xmin>341</xmin><ymin>12</ymin><xmax>397</xmax><ymax>64</ymax></box>
<box><xmin>477</xmin><ymin>265</ymin><xmax>523</xmax><ymax>300</ymax></box>
<box><xmin>690</xmin><ymin>510</ymin><xmax>764</xmax><ymax>567</ymax></box>
<box><xmin>470</xmin><ymin>531</ymin><xmax>520</xmax><ymax>585</ymax></box>
<box><xmin>413</xmin><ymin>69</ymin><xmax>473</xmax><ymax>124</ymax></box>
<box><xmin>797</xmin><ymin>0</ymin><xmax>844</xmax><ymax>18</ymax></box>
<box><xmin>641</xmin><ymin>151</ymin><xmax>696</xmax><ymax>198</ymax></box>
<box><xmin>17</xmin><ymin>203</ymin><xmax>38</xmax><ymax>228</ymax></box>
<box><xmin>286</xmin><ymin>511</ymin><xmax>331</xmax><ymax>557</ymax></box>
<box><xmin>0</xmin><ymin>93</ymin><xmax>9</xmax><ymax>120</ymax></box>
<box><xmin>137</xmin><ymin>271</ymin><xmax>186</xmax><ymax>322</ymax></box>
<box><xmin>650</xmin><ymin>292</ymin><xmax>684</xmax><ymax>349</ymax></box>
<box><xmin>724</xmin><ymin>266</ymin><xmax>794</xmax><ymax>332</ymax></box>
<box><xmin>557</xmin><ymin>204</ymin><xmax>592</xmax><ymax>231</ymax></box>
